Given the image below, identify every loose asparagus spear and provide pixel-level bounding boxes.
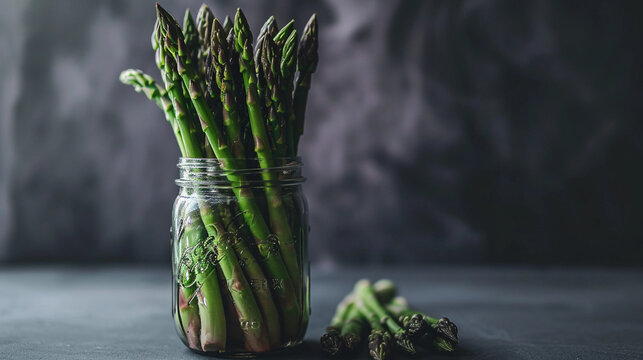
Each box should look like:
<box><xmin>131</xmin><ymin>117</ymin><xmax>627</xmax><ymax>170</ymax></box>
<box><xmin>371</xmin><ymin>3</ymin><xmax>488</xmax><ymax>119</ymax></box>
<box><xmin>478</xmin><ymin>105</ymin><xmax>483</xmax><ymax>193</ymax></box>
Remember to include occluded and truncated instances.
<box><xmin>387</xmin><ymin>296</ymin><xmax>458</xmax><ymax>352</ymax></box>
<box><xmin>293</xmin><ymin>14</ymin><xmax>318</xmax><ymax>153</ymax></box>
<box><xmin>234</xmin><ymin>9</ymin><xmax>302</xmax><ymax>295</ymax></box>
<box><xmin>356</xmin><ymin>297</ymin><xmax>393</xmax><ymax>360</ymax></box>
<box><xmin>118</xmin><ymin>69</ymin><xmax>186</xmax><ymax>157</ymax></box>
<box><xmin>157</xmin><ymin>4</ymin><xmax>301</xmax><ymax>341</ymax></box>
<box><xmin>355</xmin><ymin>280</ymin><xmax>416</xmax><ymax>355</ymax></box>
<box><xmin>320</xmin><ymin>294</ymin><xmax>352</xmax><ymax>356</ymax></box>
<box><xmin>340</xmin><ymin>303</ymin><xmax>367</xmax><ymax>354</ymax></box>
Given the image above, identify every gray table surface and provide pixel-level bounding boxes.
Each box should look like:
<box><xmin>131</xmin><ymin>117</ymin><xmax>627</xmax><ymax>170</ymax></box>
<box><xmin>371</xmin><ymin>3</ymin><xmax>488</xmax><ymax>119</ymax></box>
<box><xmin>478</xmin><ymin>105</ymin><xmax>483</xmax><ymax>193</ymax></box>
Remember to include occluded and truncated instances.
<box><xmin>0</xmin><ymin>266</ymin><xmax>641</xmax><ymax>360</ymax></box>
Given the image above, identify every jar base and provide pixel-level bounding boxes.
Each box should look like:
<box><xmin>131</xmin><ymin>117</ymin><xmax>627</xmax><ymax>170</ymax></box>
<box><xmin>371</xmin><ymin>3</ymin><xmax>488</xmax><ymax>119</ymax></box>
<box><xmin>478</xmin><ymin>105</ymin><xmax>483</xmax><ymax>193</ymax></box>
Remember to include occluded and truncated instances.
<box><xmin>187</xmin><ymin>340</ymin><xmax>304</xmax><ymax>358</ymax></box>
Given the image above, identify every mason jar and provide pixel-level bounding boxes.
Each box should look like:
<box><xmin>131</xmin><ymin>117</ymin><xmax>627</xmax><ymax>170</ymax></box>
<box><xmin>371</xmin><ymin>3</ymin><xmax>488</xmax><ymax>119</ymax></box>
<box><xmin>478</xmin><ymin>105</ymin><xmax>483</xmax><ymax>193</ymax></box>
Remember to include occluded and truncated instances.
<box><xmin>171</xmin><ymin>157</ymin><xmax>309</xmax><ymax>356</ymax></box>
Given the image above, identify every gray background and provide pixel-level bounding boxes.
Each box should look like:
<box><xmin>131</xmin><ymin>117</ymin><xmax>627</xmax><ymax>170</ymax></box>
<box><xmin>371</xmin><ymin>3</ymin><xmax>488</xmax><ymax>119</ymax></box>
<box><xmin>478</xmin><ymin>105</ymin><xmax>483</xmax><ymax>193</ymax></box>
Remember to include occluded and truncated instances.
<box><xmin>1</xmin><ymin>0</ymin><xmax>642</xmax><ymax>265</ymax></box>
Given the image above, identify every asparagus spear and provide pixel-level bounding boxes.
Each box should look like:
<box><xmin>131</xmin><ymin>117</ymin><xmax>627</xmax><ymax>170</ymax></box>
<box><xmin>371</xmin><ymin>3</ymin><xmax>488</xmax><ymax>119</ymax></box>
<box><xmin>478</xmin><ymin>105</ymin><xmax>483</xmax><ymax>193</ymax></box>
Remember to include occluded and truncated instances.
<box><xmin>255</xmin><ymin>16</ymin><xmax>277</xmax><ymax>104</ymax></box>
<box><xmin>280</xmin><ymin>29</ymin><xmax>298</xmax><ymax>157</ymax></box>
<box><xmin>180</xmin><ymin>206</ymin><xmax>227</xmax><ymax>351</ymax></box>
<box><xmin>210</xmin><ymin>19</ymin><xmax>245</xmax><ymax>159</ymax></box>
<box><xmin>175</xmin><ymin>206</ymin><xmax>201</xmax><ymax>350</ymax></box>
<box><xmin>183</xmin><ymin>9</ymin><xmax>199</xmax><ymax>69</ymax></box>
<box><xmin>356</xmin><ymin>297</ymin><xmax>393</xmax><ymax>360</ymax></box>
<box><xmin>340</xmin><ymin>303</ymin><xmax>367</xmax><ymax>354</ymax></box>
<box><xmin>261</xmin><ymin>36</ymin><xmax>287</xmax><ymax>158</ymax></box>
<box><xmin>320</xmin><ymin>294</ymin><xmax>352</xmax><ymax>356</ymax></box>
<box><xmin>157</xmin><ymin>4</ymin><xmax>301</xmax><ymax>341</ymax></box>
<box><xmin>387</xmin><ymin>296</ymin><xmax>458</xmax><ymax>352</ymax></box>
<box><xmin>355</xmin><ymin>279</ymin><xmax>416</xmax><ymax>355</ymax></box>
<box><xmin>293</xmin><ymin>14</ymin><xmax>318</xmax><ymax>153</ymax></box>
<box><xmin>234</xmin><ymin>9</ymin><xmax>302</xmax><ymax>294</ymax></box>
<box><xmin>196</xmin><ymin>4</ymin><xmax>214</xmax><ymax>76</ymax></box>
<box><xmin>118</xmin><ymin>69</ymin><xmax>186</xmax><ymax>157</ymax></box>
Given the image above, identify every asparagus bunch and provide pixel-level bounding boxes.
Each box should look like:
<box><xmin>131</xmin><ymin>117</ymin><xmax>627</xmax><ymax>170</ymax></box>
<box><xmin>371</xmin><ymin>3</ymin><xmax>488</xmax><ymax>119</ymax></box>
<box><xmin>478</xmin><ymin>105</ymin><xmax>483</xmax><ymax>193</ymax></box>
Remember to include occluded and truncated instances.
<box><xmin>120</xmin><ymin>2</ymin><xmax>319</xmax><ymax>354</ymax></box>
<box><xmin>321</xmin><ymin>279</ymin><xmax>459</xmax><ymax>359</ymax></box>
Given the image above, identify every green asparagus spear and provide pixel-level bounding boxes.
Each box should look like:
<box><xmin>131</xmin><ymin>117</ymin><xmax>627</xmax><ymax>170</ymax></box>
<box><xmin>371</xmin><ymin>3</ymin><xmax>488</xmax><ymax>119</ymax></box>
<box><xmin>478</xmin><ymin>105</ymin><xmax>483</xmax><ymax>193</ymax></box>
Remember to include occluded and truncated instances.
<box><xmin>180</xmin><ymin>206</ymin><xmax>227</xmax><ymax>351</ymax></box>
<box><xmin>355</xmin><ymin>279</ymin><xmax>416</xmax><ymax>355</ymax></box>
<box><xmin>356</xmin><ymin>297</ymin><xmax>393</xmax><ymax>360</ymax></box>
<box><xmin>196</xmin><ymin>4</ymin><xmax>214</xmax><ymax>76</ymax></box>
<box><xmin>293</xmin><ymin>14</ymin><xmax>318</xmax><ymax>153</ymax></box>
<box><xmin>280</xmin><ymin>29</ymin><xmax>298</xmax><ymax>156</ymax></box>
<box><xmin>255</xmin><ymin>16</ymin><xmax>277</xmax><ymax>103</ymax></box>
<box><xmin>340</xmin><ymin>303</ymin><xmax>367</xmax><ymax>354</ymax></box>
<box><xmin>261</xmin><ymin>36</ymin><xmax>287</xmax><ymax>158</ymax></box>
<box><xmin>320</xmin><ymin>293</ymin><xmax>352</xmax><ymax>356</ymax></box>
<box><xmin>183</xmin><ymin>9</ymin><xmax>199</xmax><ymax>68</ymax></box>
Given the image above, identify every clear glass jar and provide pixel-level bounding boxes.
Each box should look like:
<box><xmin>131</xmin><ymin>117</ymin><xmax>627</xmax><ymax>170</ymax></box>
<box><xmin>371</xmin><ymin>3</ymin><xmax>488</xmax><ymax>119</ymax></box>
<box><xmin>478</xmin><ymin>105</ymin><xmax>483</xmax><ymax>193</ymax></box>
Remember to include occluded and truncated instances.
<box><xmin>171</xmin><ymin>157</ymin><xmax>309</xmax><ymax>356</ymax></box>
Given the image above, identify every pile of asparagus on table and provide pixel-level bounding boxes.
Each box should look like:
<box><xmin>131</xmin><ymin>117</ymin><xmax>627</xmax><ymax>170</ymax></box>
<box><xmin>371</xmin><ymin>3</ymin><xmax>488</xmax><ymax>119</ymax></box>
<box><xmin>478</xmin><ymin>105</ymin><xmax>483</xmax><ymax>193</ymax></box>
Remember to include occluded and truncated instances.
<box><xmin>322</xmin><ymin>279</ymin><xmax>459</xmax><ymax>359</ymax></box>
<box><xmin>120</xmin><ymin>3</ymin><xmax>318</xmax><ymax>354</ymax></box>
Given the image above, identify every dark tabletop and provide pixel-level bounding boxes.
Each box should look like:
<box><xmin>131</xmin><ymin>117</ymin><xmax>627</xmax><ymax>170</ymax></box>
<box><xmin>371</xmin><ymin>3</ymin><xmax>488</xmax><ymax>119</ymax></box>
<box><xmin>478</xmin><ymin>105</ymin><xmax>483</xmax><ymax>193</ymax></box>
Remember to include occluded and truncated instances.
<box><xmin>0</xmin><ymin>266</ymin><xmax>641</xmax><ymax>360</ymax></box>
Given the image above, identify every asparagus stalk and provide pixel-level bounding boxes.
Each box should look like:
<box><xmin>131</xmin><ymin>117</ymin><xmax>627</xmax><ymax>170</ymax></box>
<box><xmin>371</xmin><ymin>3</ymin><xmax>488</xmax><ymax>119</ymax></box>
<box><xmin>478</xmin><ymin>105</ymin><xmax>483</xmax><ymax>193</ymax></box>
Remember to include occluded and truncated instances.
<box><xmin>175</xmin><ymin>206</ymin><xmax>201</xmax><ymax>349</ymax></box>
<box><xmin>118</xmin><ymin>69</ymin><xmax>186</xmax><ymax>157</ymax></box>
<box><xmin>340</xmin><ymin>303</ymin><xmax>367</xmax><ymax>354</ymax></box>
<box><xmin>387</xmin><ymin>296</ymin><xmax>458</xmax><ymax>352</ymax></box>
<box><xmin>157</xmin><ymin>4</ymin><xmax>301</xmax><ymax>341</ymax></box>
<box><xmin>180</xmin><ymin>206</ymin><xmax>227</xmax><ymax>351</ymax></box>
<box><xmin>320</xmin><ymin>294</ymin><xmax>352</xmax><ymax>356</ymax></box>
<box><xmin>280</xmin><ymin>29</ymin><xmax>298</xmax><ymax>157</ymax></box>
<box><xmin>355</xmin><ymin>280</ymin><xmax>416</xmax><ymax>355</ymax></box>
<box><xmin>182</xmin><ymin>9</ymin><xmax>200</xmax><ymax>69</ymax></box>
<box><xmin>196</xmin><ymin>4</ymin><xmax>214</xmax><ymax>76</ymax></box>
<box><xmin>234</xmin><ymin>9</ymin><xmax>302</xmax><ymax>295</ymax></box>
<box><xmin>293</xmin><ymin>14</ymin><xmax>318</xmax><ymax>153</ymax></box>
<box><xmin>356</xmin><ymin>297</ymin><xmax>393</xmax><ymax>360</ymax></box>
<box><xmin>261</xmin><ymin>36</ymin><xmax>287</xmax><ymax>158</ymax></box>
<box><xmin>255</xmin><ymin>16</ymin><xmax>277</xmax><ymax>104</ymax></box>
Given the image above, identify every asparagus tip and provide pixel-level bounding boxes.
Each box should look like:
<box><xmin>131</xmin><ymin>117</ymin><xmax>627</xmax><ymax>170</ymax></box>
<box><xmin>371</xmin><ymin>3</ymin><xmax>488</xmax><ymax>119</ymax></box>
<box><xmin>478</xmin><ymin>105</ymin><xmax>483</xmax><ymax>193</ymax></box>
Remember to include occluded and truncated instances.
<box><xmin>368</xmin><ymin>330</ymin><xmax>393</xmax><ymax>360</ymax></box>
<box><xmin>342</xmin><ymin>333</ymin><xmax>362</xmax><ymax>354</ymax></box>
<box><xmin>394</xmin><ymin>331</ymin><xmax>416</xmax><ymax>355</ymax></box>
<box><xmin>434</xmin><ymin>317</ymin><xmax>459</xmax><ymax>345</ymax></box>
<box><xmin>402</xmin><ymin>313</ymin><xmax>429</xmax><ymax>340</ymax></box>
<box><xmin>320</xmin><ymin>327</ymin><xmax>344</xmax><ymax>357</ymax></box>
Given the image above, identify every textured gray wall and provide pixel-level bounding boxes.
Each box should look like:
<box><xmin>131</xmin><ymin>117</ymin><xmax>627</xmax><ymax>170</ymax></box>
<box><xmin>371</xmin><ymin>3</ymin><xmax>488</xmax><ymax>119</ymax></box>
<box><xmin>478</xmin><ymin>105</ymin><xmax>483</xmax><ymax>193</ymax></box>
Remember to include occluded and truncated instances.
<box><xmin>1</xmin><ymin>0</ymin><xmax>642</xmax><ymax>264</ymax></box>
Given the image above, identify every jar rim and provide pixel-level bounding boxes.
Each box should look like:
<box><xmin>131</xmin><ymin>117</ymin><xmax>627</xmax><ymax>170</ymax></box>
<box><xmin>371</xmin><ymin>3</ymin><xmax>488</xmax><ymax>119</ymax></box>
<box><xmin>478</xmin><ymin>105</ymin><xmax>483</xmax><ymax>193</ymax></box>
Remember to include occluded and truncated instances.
<box><xmin>175</xmin><ymin>157</ymin><xmax>305</xmax><ymax>189</ymax></box>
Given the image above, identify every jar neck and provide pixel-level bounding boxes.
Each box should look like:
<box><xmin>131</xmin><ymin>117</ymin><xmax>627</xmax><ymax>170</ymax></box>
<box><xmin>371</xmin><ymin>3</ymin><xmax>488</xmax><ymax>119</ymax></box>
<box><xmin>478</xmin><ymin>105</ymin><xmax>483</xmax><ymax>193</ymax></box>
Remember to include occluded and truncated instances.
<box><xmin>175</xmin><ymin>157</ymin><xmax>305</xmax><ymax>191</ymax></box>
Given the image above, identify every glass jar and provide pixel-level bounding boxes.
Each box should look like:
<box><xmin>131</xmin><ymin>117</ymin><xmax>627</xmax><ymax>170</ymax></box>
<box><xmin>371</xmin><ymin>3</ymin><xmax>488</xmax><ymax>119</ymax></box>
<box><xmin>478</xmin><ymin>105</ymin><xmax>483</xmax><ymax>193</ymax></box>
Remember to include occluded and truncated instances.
<box><xmin>171</xmin><ymin>157</ymin><xmax>309</xmax><ymax>356</ymax></box>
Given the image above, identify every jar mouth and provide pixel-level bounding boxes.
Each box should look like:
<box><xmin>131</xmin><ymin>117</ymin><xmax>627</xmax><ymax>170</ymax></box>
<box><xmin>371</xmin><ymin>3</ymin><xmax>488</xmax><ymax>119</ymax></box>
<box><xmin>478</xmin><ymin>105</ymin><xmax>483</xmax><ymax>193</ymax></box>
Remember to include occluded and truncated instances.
<box><xmin>175</xmin><ymin>157</ymin><xmax>305</xmax><ymax>189</ymax></box>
